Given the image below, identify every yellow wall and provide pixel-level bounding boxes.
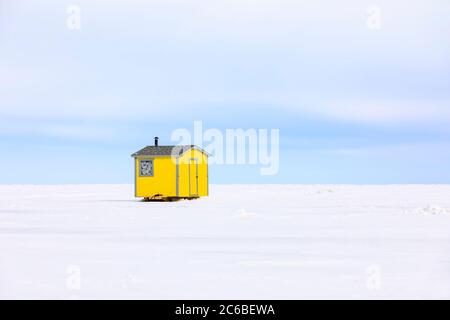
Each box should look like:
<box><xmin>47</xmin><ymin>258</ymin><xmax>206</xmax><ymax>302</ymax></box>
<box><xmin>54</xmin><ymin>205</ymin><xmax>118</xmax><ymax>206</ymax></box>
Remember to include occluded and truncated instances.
<box><xmin>134</xmin><ymin>148</ymin><xmax>208</xmax><ymax>198</ymax></box>
<box><xmin>135</xmin><ymin>156</ymin><xmax>176</xmax><ymax>197</ymax></box>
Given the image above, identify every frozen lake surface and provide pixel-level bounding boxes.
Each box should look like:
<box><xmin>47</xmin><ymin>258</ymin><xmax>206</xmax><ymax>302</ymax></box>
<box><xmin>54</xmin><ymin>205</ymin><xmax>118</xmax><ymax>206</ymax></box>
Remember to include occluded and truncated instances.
<box><xmin>1</xmin><ymin>184</ymin><xmax>450</xmax><ymax>299</ymax></box>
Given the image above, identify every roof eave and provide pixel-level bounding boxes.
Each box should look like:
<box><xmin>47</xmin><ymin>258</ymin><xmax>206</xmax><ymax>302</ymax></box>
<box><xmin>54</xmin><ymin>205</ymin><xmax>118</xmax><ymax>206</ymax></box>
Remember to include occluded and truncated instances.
<box><xmin>131</xmin><ymin>145</ymin><xmax>212</xmax><ymax>158</ymax></box>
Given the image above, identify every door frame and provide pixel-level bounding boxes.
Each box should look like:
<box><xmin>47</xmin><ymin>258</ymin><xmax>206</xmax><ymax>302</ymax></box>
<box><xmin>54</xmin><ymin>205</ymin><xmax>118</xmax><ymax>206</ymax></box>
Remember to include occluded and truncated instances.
<box><xmin>188</xmin><ymin>157</ymin><xmax>199</xmax><ymax>197</ymax></box>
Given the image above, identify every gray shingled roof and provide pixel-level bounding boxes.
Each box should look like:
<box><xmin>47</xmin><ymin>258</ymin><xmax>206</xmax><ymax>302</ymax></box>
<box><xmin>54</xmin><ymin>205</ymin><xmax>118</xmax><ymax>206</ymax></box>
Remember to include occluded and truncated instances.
<box><xmin>131</xmin><ymin>145</ymin><xmax>203</xmax><ymax>157</ymax></box>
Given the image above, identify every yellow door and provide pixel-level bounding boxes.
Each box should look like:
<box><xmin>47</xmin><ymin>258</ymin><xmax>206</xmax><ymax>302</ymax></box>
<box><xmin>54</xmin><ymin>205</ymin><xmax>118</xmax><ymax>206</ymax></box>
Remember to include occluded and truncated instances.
<box><xmin>189</xmin><ymin>158</ymin><xmax>198</xmax><ymax>197</ymax></box>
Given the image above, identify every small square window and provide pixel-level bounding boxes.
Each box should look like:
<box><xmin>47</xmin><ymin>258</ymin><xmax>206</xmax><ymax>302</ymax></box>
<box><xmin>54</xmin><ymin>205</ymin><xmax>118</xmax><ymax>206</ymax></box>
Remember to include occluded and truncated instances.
<box><xmin>140</xmin><ymin>159</ymin><xmax>154</xmax><ymax>177</ymax></box>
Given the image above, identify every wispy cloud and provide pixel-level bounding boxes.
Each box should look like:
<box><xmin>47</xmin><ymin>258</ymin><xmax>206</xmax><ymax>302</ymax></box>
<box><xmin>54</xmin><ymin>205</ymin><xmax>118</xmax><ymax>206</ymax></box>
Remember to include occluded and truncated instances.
<box><xmin>0</xmin><ymin>116</ymin><xmax>116</xmax><ymax>141</ymax></box>
<box><xmin>1</xmin><ymin>0</ymin><xmax>449</xmax><ymax>123</ymax></box>
<box><xmin>297</xmin><ymin>99</ymin><xmax>450</xmax><ymax>125</ymax></box>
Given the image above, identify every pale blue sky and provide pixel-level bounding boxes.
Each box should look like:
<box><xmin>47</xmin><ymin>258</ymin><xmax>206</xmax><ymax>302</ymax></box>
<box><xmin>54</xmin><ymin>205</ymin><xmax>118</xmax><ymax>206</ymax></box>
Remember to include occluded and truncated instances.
<box><xmin>1</xmin><ymin>0</ymin><xmax>449</xmax><ymax>184</ymax></box>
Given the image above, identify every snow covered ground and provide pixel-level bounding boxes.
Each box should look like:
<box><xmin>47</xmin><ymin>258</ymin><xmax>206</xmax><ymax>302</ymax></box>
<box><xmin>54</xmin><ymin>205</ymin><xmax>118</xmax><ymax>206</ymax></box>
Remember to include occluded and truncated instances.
<box><xmin>1</xmin><ymin>184</ymin><xmax>450</xmax><ymax>299</ymax></box>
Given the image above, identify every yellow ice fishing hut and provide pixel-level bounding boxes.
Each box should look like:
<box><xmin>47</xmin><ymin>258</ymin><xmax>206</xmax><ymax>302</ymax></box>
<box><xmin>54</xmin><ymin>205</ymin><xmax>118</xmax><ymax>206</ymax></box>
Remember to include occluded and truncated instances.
<box><xmin>132</xmin><ymin>137</ymin><xmax>209</xmax><ymax>200</ymax></box>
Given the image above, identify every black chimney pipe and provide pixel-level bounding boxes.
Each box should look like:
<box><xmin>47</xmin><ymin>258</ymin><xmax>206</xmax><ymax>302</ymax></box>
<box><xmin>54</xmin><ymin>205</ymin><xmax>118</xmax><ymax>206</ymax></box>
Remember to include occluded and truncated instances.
<box><xmin>154</xmin><ymin>137</ymin><xmax>159</xmax><ymax>146</ymax></box>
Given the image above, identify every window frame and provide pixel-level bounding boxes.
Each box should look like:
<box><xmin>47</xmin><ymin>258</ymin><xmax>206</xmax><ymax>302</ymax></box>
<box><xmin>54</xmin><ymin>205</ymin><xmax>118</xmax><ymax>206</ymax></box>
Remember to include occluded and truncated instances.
<box><xmin>139</xmin><ymin>159</ymin><xmax>154</xmax><ymax>177</ymax></box>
